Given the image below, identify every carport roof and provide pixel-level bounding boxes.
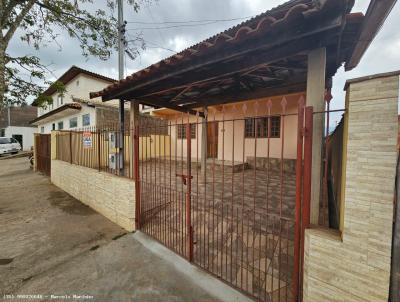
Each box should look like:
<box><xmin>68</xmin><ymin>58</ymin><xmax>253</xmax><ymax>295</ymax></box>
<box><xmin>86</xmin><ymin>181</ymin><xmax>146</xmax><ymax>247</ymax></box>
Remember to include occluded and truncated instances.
<box><xmin>90</xmin><ymin>0</ymin><xmax>394</xmax><ymax>115</ymax></box>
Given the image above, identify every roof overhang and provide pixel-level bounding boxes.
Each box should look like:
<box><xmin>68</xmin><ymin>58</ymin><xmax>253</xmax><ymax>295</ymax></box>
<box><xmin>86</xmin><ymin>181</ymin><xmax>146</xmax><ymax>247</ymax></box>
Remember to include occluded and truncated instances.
<box><xmin>89</xmin><ymin>0</ymin><xmax>393</xmax><ymax>115</ymax></box>
<box><xmin>30</xmin><ymin>103</ymin><xmax>81</xmax><ymax>126</ymax></box>
<box><xmin>345</xmin><ymin>0</ymin><xmax>397</xmax><ymax>71</ymax></box>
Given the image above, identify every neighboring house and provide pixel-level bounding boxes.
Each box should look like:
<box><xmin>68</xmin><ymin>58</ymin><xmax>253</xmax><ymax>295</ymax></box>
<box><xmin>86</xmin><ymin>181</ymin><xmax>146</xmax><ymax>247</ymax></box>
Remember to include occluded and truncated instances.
<box><xmin>30</xmin><ymin>66</ymin><xmax>125</xmax><ymax>132</ymax></box>
<box><xmin>0</xmin><ymin>106</ymin><xmax>37</xmax><ymax>150</ymax></box>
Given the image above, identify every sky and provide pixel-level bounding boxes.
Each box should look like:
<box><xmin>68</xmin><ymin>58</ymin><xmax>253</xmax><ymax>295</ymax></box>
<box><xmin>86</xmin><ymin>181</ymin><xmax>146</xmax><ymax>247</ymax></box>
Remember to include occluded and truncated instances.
<box><xmin>8</xmin><ymin>0</ymin><xmax>400</xmax><ymax>127</ymax></box>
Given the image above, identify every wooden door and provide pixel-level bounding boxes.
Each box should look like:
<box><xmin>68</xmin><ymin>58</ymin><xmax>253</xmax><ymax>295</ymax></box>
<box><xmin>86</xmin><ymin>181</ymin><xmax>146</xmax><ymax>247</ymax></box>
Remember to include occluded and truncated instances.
<box><xmin>36</xmin><ymin>134</ymin><xmax>51</xmax><ymax>176</ymax></box>
<box><xmin>207</xmin><ymin>122</ymin><xmax>218</xmax><ymax>158</ymax></box>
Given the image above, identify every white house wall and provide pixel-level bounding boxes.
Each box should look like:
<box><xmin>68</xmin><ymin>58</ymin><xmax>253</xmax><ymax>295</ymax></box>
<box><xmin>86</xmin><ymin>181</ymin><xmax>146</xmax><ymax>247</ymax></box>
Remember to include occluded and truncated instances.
<box><xmin>37</xmin><ymin>73</ymin><xmax>118</xmax><ymax>118</ymax></box>
<box><xmin>4</xmin><ymin>126</ymin><xmax>37</xmax><ymax>150</ymax></box>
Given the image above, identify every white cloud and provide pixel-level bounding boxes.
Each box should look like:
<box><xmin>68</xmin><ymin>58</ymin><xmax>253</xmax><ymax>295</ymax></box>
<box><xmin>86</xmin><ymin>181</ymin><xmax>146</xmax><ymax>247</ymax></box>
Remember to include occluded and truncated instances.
<box><xmin>167</xmin><ymin>35</ymin><xmax>195</xmax><ymax>52</ymax></box>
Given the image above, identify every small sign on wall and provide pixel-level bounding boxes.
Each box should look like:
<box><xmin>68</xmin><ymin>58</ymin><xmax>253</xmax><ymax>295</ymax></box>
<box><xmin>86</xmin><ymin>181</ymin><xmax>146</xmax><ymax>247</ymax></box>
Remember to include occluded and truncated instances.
<box><xmin>83</xmin><ymin>131</ymin><xmax>92</xmax><ymax>148</ymax></box>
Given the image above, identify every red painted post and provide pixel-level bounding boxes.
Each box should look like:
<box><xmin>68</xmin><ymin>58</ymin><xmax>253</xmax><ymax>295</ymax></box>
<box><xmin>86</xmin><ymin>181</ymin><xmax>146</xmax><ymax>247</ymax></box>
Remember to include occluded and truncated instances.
<box><xmin>293</xmin><ymin>100</ymin><xmax>304</xmax><ymax>301</ymax></box>
<box><xmin>300</xmin><ymin>106</ymin><xmax>313</xmax><ymax>300</ymax></box>
<box><xmin>134</xmin><ymin>126</ymin><xmax>141</xmax><ymax>230</ymax></box>
<box><xmin>186</xmin><ymin>120</ymin><xmax>193</xmax><ymax>262</ymax></box>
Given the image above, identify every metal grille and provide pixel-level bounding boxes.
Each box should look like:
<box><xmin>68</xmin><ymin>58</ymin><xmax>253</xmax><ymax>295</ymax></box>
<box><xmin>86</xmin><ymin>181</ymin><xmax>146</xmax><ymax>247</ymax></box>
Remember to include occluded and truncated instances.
<box><xmin>136</xmin><ymin>99</ymin><xmax>313</xmax><ymax>302</ymax></box>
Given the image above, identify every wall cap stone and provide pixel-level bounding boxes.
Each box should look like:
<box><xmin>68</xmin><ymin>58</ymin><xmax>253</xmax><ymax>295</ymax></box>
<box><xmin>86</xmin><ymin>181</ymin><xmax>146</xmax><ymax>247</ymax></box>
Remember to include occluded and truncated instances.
<box><xmin>344</xmin><ymin>70</ymin><xmax>400</xmax><ymax>90</ymax></box>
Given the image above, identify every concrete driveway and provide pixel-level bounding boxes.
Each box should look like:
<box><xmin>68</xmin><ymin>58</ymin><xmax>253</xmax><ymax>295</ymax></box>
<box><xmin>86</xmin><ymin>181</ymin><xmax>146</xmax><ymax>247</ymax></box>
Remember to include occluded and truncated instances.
<box><xmin>0</xmin><ymin>158</ymin><xmax>244</xmax><ymax>302</ymax></box>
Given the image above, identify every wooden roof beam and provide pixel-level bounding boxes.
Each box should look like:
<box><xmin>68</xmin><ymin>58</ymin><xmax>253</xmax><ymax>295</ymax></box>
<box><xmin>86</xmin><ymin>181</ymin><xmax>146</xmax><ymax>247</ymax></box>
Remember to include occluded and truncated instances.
<box><xmin>185</xmin><ymin>81</ymin><xmax>307</xmax><ymax>109</ymax></box>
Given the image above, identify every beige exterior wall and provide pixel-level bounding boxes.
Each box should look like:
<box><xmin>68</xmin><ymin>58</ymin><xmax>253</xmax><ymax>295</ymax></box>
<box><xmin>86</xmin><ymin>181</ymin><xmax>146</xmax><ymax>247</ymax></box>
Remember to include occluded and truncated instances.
<box><xmin>158</xmin><ymin>93</ymin><xmax>304</xmax><ymax>161</ymax></box>
<box><xmin>303</xmin><ymin>75</ymin><xmax>399</xmax><ymax>301</ymax></box>
<box><xmin>51</xmin><ymin>160</ymin><xmax>136</xmax><ymax>231</ymax></box>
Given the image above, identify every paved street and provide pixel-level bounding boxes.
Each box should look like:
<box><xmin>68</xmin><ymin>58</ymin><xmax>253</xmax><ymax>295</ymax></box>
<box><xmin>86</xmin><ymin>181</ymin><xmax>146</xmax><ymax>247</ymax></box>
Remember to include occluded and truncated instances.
<box><xmin>0</xmin><ymin>157</ymin><xmax>232</xmax><ymax>302</ymax></box>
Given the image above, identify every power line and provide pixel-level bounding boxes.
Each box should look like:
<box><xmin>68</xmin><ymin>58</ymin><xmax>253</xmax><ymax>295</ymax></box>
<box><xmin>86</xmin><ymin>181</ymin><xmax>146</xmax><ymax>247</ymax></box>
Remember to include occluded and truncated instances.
<box><xmin>126</xmin><ymin>38</ymin><xmax>178</xmax><ymax>54</ymax></box>
<box><xmin>126</xmin><ymin>15</ymin><xmax>255</xmax><ymax>25</ymax></box>
<box><xmin>145</xmin><ymin>6</ymin><xmax>167</xmax><ymax>45</ymax></box>
<box><xmin>145</xmin><ymin>46</ymin><xmax>177</xmax><ymax>53</ymax></box>
<box><xmin>127</xmin><ymin>20</ymin><xmax>238</xmax><ymax>31</ymax></box>
<box><xmin>143</xmin><ymin>40</ymin><xmax>178</xmax><ymax>53</ymax></box>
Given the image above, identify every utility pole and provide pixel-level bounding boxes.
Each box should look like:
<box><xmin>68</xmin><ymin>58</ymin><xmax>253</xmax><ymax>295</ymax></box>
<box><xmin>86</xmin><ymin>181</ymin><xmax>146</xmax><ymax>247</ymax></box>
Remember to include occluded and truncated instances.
<box><xmin>117</xmin><ymin>0</ymin><xmax>125</xmax><ymax>175</ymax></box>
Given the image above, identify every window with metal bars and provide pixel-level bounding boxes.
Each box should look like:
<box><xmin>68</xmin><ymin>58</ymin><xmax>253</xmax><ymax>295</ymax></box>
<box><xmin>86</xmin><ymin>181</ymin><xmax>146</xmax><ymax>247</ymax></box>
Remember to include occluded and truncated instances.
<box><xmin>244</xmin><ymin>116</ymin><xmax>281</xmax><ymax>138</ymax></box>
<box><xmin>177</xmin><ymin>124</ymin><xmax>196</xmax><ymax>139</ymax></box>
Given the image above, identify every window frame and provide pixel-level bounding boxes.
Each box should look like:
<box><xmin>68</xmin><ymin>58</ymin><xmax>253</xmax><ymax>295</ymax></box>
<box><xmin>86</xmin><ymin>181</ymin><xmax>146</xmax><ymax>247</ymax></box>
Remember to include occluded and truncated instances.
<box><xmin>82</xmin><ymin>114</ymin><xmax>90</xmax><ymax>127</ymax></box>
<box><xmin>69</xmin><ymin>117</ymin><xmax>78</xmax><ymax>129</ymax></box>
<box><xmin>177</xmin><ymin>123</ymin><xmax>196</xmax><ymax>139</ymax></box>
<box><xmin>244</xmin><ymin>116</ymin><xmax>281</xmax><ymax>139</ymax></box>
<box><xmin>58</xmin><ymin>121</ymin><xmax>64</xmax><ymax>130</ymax></box>
<box><xmin>57</xmin><ymin>95</ymin><xmax>64</xmax><ymax>106</ymax></box>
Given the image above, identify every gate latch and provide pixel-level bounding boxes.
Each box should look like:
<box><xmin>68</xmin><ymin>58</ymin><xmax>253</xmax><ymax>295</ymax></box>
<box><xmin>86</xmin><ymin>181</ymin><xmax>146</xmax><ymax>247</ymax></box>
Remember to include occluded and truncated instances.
<box><xmin>176</xmin><ymin>173</ymin><xmax>193</xmax><ymax>185</ymax></box>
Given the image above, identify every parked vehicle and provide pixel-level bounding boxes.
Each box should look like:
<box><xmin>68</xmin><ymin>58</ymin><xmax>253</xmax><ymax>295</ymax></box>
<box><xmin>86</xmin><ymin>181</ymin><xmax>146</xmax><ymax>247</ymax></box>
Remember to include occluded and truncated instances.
<box><xmin>0</xmin><ymin>137</ymin><xmax>21</xmax><ymax>155</ymax></box>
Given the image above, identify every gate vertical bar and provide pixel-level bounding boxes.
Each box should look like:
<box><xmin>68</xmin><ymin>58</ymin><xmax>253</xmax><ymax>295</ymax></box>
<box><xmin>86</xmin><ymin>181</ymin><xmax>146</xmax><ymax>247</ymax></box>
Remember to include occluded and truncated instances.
<box><xmin>300</xmin><ymin>106</ymin><xmax>313</xmax><ymax>299</ymax></box>
<box><xmin>293</xmin><ymin>98</ymin><xmax>305</xmax><ymax>301</ymax></box>
<box><xmin>186</xmin><ymin>117</ymin><xmax>193</xmax><ymax>262</ymax></box>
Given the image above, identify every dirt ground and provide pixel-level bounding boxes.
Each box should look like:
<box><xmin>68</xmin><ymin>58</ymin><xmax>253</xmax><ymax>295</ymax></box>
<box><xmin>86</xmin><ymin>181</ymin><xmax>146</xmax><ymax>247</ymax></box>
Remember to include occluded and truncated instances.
<box><xmin>0</xmin><ymin>157</ymin><xmax>227</xmax><ymax>302</ymax></box>
<box><xmin>0</xmin><ymin>157</ymin><xmax>126</xmax><ymax>295</ymax></box>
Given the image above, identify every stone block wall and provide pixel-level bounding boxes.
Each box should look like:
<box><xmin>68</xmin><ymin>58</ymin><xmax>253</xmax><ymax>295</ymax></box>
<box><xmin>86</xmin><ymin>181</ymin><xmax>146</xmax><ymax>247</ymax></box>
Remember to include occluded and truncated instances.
<box><xmin>303</xmin><ymin>73</ymin><xmax>399</xmax><ymax>301</ymax></box>
<box><xmin>51</xmin><ymin>160</ymin><xmax>136</xmax><ymax>231</ymax></box>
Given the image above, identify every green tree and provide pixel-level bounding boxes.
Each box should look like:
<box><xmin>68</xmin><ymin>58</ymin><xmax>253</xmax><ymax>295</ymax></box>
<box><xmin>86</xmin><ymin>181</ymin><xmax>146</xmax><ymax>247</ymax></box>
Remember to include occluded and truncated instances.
<box><xmin>0</xmin><ymin>0</ymin><xmax>147</xmax><ymax>108</ymax></box>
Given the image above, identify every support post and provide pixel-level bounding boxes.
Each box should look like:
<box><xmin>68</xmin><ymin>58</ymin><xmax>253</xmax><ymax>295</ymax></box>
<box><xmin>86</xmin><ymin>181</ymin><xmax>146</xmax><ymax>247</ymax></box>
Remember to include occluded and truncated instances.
<box><xmin>306</xmin><ymin>47</ymin><xmax>326</xmax><ymax>225</ymax></box>
<box><xmin>119</xmin><ymin>99</ymin><xmax>125</xmax><ymax>176</ymax></box>
<box><xmin>130</xmin><ymin>101</ymin><xmax>139</xmax><ymax>180</ymax></box>
<box><xmin>201</xmin><ymin>106</ymin><xmax>207</xmax><ymax>183</ymax></box>
<box><xmin>131</xmin><ymin>101</ymin><xmax>140</xmax><ymax>230</ymax></box>
<box><xmin>293</xmin><ymin>102</ymin><xmax>304</xmax><ymax>301</ymax></box>
<box><xmin>300</xmin><ymin>106</ymin><xmax>313</xmax><ymax>299</ymax></box>
<box><xmin>117</xmin><ymin>0</ymin><xmax>125</xmax><ymax>176</ymax></box>
<box><xmin>186</xmin><ymin>119</ymin><xmax>193</xmax><ymax>262</ymax></box>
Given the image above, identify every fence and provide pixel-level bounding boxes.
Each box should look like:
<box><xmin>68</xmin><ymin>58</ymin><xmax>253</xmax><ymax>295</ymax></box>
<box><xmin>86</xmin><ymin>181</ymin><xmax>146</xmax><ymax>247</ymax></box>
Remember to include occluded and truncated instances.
<box><xmin>55</xmin><ymin>121</ymin><xmax>169</xmax><ymax>178</ymax></box>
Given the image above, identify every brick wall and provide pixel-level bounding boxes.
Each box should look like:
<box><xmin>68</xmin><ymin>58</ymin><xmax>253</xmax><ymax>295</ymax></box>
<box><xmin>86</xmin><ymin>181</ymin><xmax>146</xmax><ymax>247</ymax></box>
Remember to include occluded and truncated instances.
<box><xmin>303</xmin><ymin>74</ymin><xmax>399</xmax><ymax>301</ymax></box>
<box><xmin>51</xmin><ymin>160</ymin><xmax>136</xmax><ymax>231</ymax></box>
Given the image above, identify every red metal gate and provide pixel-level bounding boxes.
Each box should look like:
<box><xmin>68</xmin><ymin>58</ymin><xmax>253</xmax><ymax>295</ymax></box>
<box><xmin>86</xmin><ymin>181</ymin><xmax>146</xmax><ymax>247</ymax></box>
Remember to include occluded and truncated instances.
<box><xmin>35</xmin><ymin>134</ymin><xmax>51</xmax><ymax>176</ymax></box>
<box><xmin>135</xmin><ymin>100</ymin><xmax>313</xmax><ymax>302</ymax></box>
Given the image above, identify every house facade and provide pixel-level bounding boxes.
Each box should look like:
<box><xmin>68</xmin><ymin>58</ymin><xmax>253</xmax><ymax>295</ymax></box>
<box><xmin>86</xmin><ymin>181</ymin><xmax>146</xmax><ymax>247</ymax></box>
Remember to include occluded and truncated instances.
<box><xmin>44</xmin><ymin>0</ymin><xmax>398</xmax><ymax>301</ymax></box>
<box><xmin>31</xmin><ymin>66</ymin><xmax>122</xmax><ymax>132</ymax></box>
<box><xmin>0</xmin><ymin>106</ymin><xmax>37</xmax><ymax>150</ymax></box>
<box><xmin>151</xmin><ymin>93</ymin><xmax>303</xmax><ymax>162</ymax></box>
